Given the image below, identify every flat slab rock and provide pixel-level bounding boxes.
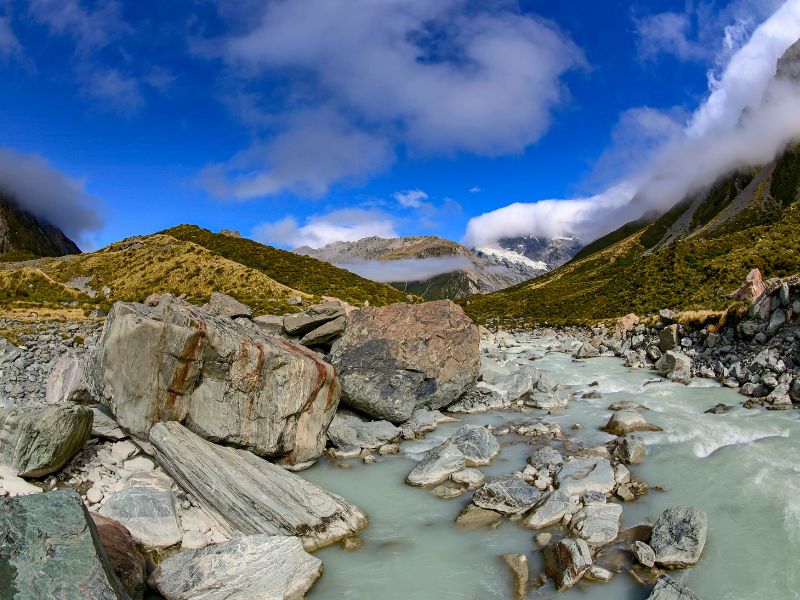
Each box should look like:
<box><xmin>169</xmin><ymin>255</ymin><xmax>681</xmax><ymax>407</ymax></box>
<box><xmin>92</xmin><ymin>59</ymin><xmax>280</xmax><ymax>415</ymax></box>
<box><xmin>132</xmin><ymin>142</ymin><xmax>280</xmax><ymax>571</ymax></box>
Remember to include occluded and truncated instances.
<box><xmin>472</xmin><ymin>474</ymin><xmax>541</xmax><ymax>515</ymax></box>
<box><xmin>0</xmin><ymin>404</ymin><xmax>93</xmax><ymax>477</ymax></box>
<box><xmin>150</xmin><ymin>535</ymin><xmax>322</xmax><ymax>600</ymax></box>
<box><xmin>87</xmin><ymin>296</ymin><xmax>339</xmax><ymax>466</ymax></box>
<box><xmin>331</xmin><ymin>300</ymin><xmax>480</xmax><ymax>423</ymax></box>
<box><xmin>99</xmin><ymin>485</ymin><xmax>183</xmax><ymax>549</ymax></box>
<box><xmin>0</xmin><ymin>489</ymin><xmax>128</xmax><ymax>599</ymax></box>
<box><xmin>556</xmin><ymin>456</ymin><xmax>615</xmax><ymax>497</ymax></box>
<box><xmin>570</xmin><ymin>503</ymin><xmax>623</xmax><ymax>547</ymax></box>
<box><xmin>149</xmin><ymin>421</ymin><xmax>367</xmax><ymax>551</ymax></box>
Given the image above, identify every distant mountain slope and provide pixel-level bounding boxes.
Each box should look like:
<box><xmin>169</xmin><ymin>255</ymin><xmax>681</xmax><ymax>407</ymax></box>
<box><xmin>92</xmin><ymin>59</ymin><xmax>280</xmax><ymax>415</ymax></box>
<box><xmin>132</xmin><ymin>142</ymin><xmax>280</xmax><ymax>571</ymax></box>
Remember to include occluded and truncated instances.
<box><xmin>0</xmin><ymin>195</ymin><xmax>80</xmax><ymax>262</ymax></box>
<box><xmin>296</xmin><ymin>235</ymin><xmax>544</xmax><ymax>300</ymax></box>
<box><xmin>461</xmin><ymin>145</ymin><xmax>800</xmax><ymax>326</ymax></box>
<box><xmin>164</xmin><ymin>225</ymin><xmax>411</xmax><ymax>307</ymax></box>
<box><xmin>493</xmin><ymin>235</ymin><xmax>583</xmax><ymax>270</ymax></box>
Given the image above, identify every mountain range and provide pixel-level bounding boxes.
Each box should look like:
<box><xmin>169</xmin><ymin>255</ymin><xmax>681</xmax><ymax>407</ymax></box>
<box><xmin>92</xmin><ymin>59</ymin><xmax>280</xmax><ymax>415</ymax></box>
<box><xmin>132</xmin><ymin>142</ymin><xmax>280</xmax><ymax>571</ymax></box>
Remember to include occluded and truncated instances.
<box><xmin>0</xmin><ymin>195</ymin><xmax>80</xmax><ymax>262</ymax></box>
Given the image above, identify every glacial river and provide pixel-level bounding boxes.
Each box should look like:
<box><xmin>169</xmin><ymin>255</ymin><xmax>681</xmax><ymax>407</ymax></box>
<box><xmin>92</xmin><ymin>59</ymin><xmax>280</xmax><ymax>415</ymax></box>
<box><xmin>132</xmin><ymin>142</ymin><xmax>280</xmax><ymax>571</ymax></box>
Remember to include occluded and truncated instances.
<box><xmin>303</xmin><ymin>338</ymin><xmax>800</xmax><ymax>600</ymax></box>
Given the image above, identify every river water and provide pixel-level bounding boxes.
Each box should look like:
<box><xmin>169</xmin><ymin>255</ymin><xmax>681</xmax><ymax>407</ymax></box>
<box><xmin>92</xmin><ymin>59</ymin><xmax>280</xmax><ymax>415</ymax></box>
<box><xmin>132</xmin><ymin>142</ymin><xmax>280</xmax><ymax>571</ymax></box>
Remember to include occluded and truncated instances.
<box><xmin>303</xmin><ymin>338</ymin><xmax>800</xmax><ymax>600</ymax></box>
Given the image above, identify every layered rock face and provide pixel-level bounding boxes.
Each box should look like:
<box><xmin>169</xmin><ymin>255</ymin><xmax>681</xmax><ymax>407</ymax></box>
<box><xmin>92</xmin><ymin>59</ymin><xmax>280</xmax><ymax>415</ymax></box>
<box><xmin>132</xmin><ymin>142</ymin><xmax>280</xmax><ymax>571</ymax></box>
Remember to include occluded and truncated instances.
<box><xmin>332</xmin><ymin>301</ymin><xmax>480</xmax><ymax>423</ymax></box>
<box><xmin>149</xmin><ymin>421</ymin><xmax>367</xmax><ymax>551</ymax></box>
<box><xmin>0</xmin><ymin>489</ymin><xmax>128</xmax><ymax>599</ymax></box>
<box><xmin>88</xmin><ymin>296</ymin><xmax>339</xmax><ymax>465</ymax></box>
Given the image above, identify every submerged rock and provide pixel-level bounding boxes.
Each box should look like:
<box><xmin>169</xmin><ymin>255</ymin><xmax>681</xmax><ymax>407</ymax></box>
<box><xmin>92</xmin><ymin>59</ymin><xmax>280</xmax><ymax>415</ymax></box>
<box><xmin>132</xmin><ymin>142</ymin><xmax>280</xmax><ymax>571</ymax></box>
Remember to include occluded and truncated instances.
<box><xmin>647</xmin><ymin>575</ymin><xmax>702</xmax><ymax>600</ymax></box>
<box><xmin>455</xmin><ymin>503</ymin><xmax>503</xmax><ymax>528</ymax></box>
<box><xmin>149</xmin><ymin>535</ymin><xmax>322</xmax><ymax>600</ymax></box>
<box><xmin>0</xmin><ymin>404</ymin><xmax>92</xmax><ymax>477</ymax></box>
<box><xmin>331</xmin><ymin>301</ymin><xmax>480</xmax><ymax>423</ymax></box>
<box><xmin>501</xmin><ymin>553</ymin><xmax>529</xmax><ymax>600</ymax></box>
<box><xmin>88</xmin><ymin>296</ymin><xmax>339</xmax><ymax>466</ymax></box>
<box><xmin>650</xmin><ymin>506</ymin><xmax>708</xmax><ymax>568</ymax></box>
<box><xmin>149</xmin><ymin>421</ymin><xmax>366</xmax><ymax>551</ymax></box>
<box><xmin>0</xmin><ymin>489</ymin><xmax>128</xmax><ymax>599</ymax></box>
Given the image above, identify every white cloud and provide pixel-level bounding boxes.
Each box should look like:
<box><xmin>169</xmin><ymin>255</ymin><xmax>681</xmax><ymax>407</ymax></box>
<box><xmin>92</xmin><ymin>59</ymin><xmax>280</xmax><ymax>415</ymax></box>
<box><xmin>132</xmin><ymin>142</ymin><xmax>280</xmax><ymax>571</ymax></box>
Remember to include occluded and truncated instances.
<box><xmin>0</xmin><ymin>16</ymin><xmax>22</xmax><ymax>61</ymax></box>
<box><xmin>251</xmin><ymin>208</ymin><xmax>398</xmax><ymax>249</ymax></box>
<box><xmin>200</xmin><ymin>109</ymin><xmax>393</xmax><ymax>199</ymax></box>
<box><xmin>337</xmin><ymin>256</ymin><xmax>474</xmax><ymax>283</ymax></box>
<box><xmin>393</xmin><ymin>189</ymin><xmax>429</xmax><ymax>209</ymax></box>
<box><xmin>0</xmin><ymin>147</ymin><xmax>104</xmax><ymax>248</ymax></box>
<box><xmin>465</xmin><ymin>1</ymin><xmax>800</xmax><ymax>247</ymax></box>
<box><xmin>469</xmin><ymin>186</ymin><xmax>481</xmax><ymax>193</ymax></box>
<box><xmin>201</xmin><ymin>0</ymin><xmax>585</xmax><ymax>199</ymax></box>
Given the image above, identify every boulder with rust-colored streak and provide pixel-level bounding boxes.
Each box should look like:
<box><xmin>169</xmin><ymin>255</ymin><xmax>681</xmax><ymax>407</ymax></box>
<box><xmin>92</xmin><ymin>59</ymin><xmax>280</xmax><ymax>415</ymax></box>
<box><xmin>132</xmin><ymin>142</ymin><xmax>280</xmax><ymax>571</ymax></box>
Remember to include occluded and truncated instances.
<box><xmin>332</xmin><ymin>301</ymin><xmax>480</xmax><ymax>423</ymax></box>
<box><xmin>91</xmin><ymin>513</ymin><xmax>147</xmax><ymax>600</ymax></box>
<box><xmin>87</xmin><ymin>295</ymin><xmax>339</xmax><ymax>466</ymax></box>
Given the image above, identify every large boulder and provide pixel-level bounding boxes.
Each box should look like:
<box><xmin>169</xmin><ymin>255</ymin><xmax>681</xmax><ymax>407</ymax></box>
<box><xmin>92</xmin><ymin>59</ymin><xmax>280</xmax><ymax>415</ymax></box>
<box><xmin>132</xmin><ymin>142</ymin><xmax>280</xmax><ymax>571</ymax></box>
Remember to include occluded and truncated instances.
<box><xmin>0</xmin><ymin>404</ymin><xmax>92</xmax><ymax>477</ymax></box>
<box><xmin>647</xmin><ymin>575</ymin><xmax>702</xmax><ymax>600</ymax></box>
<box><xmin>46</xmin><ymin>352</ymin><xmax>92</xmax><ymax>404</ymax></box>
<box><xmin>91</xmin><ymin>514</ymin><xmax>147</xmax><ymax>600</ymax></box>
<box><xmin>149</xmin><ymin>421</ymin><xmax>366</xmax><ymax>551</ymax></box>
<box><xmin>603</xmin><ymin>411</ymin><xmax>662</xmax><ymax>436</ymax></box>
<box><xmin>0</xmin><ymin>489</ymin><xmax>128</xmax><ymax>599</ymax></box>
<box><xmin>87</xmin><ymin>296</ymin><xmax>339</xmax><ymax>466</ymax></box>
<box><xmin>149</xmin><ymin>535</ymin><xmax>322</xmax><ymax>600</ymax></box>
<box><xmin>331</xmin><ymin>301</ymin><xmax>480</xmax><ymax>423</ymax></box>
<box><xmin>650</xmin><ymin>506</ymin><xmax>708</xmax><ymax>568</ymax></box>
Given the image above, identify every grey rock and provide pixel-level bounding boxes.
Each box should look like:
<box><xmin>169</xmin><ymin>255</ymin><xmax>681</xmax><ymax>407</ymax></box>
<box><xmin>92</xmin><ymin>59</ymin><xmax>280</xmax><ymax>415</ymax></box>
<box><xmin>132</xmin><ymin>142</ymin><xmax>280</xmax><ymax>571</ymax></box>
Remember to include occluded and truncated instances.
<box><xmin>603</xmin><ymin>410</ymin><xmax>661</xmax><ymax>436</ymax></box>
<box><xmin>331</xmin><ymin>301</ymin><xmax>480</xmax><ymax>423</ymax></box>
<box><xmin>405</xmin><ymin>409</ymin><xmax>439</xmax><ymax>435</ymax></box>
<box><xmin>99</xmin><ymin>486</ymin><xmax>182</xmax><ymax>549</ymax></box>
<box><xmin>90</xmin><ymin>404</ymin><xmax>128</xmax><ymax>440</ymax></box>
<box><xmin>569</xmin><ymin>503</ymin><xmax>622</xmax><ymax>547</ymax></box>
<box><xmin>448</xmin><ymin>424</ymin><xmax>499</xmax><ymax>466</ymax></box>
<box><xmin>300</xmin><ymin>315</ymin><xmax>346</xmax><ymax>346</ymax></box>
<box><xmin>327</xmin><ymin>413</ymin><xmax>401</xmax><ymax>450</ymax></box>
<box><xmin>633</xmin><ymin>540</ymin><xmax>656</xmax><ymax>568</ymax></box>
<box><xmin>149</xmin><ymin>535</ymin><xmax>322</xmax><ymax>600</ymax></box>
<box><xmin>206</xmin><ymin>292</ymin><xmax>252</xmax><ymax>319</ymax></box>
<box><xmin>526</xmin><ymin>390</ymin><xmax>569</xmax><ymax>410</ymax></box>
<box><xmin>472</xmin><ymin>474</ymin><xmax>541</xmax><ymax>515</ymax></box>
<box><xmin>647</xmin><ymin>575</ymin><xmax>702</xmax><ymax>600</ymax></box>
<box><xmin>0</xmin><ymin>404</ymin><xmax>92</xmax><ymax>477</ymax></box>
<box><xmin>768</xmin><ymin>308</ymin><xmax>787</xmax><ymax>335</ymax></box>
<box><xmin>574</xmin><ymin>342</ymin><xmax>600</xmax><ymax>359</ymax></box>
<box><xmin>651</xmin><ymin>506</ymin><xmax>708</xmax><ymax>568</ymax></box>
<box><xmin>659</xmin><ymin>325</ymin><xmax>680</xmax><ymax>352</ymax></box>
<box><xmin>283</xmin><ymin>301</ymin><xmax>345</xmax><ymax>336</ymax></box>
<box><xmin>656</xmin><ymin>351</ymin><xmax>692</xmax><ymax>382</ymax></box>
<box><xmin>252</xmin><ymin>314</ymin><xmax>284</xmax><ymax>336</ymax></box>
<box><xmin>619</xmin><ymin>434</ymin><xmax>647</xmax><ymax>464</ymax></box>
<box><xmin>608</xmin><ymin>400</ymin><xmax>646</xmax><ymax>412</ymax></box>
<box><xmin>528</xmin><ymin>446</ymin><xmax>563</xmax><ymax>472</ymax></box>
<box><xmin>407</xmin><ymin>442</ymin><xmax>466</xmax><ymax>486</ymax></box>
<box><xmin>88</xmin><ymin>297</ymin><xmax>339</xmax><ymax>466</ymax></box>
<box><xmin>522</xmin><ymin>490</ymin><xmax>576</xmax><ymax>529</ymax></box>
<box><xmin>149</xmin><ymin>422</ymin><xmax>366</xmax><ymax>550</ymax></box>
<box><xmin>543</xmin><ymin>537</ymin><xmax>593</xmax><ymax>591</ymax></box>
<box><xmin>556</xmin><ymin>457</ymin><xmax>615</xmax><ymax>496</ymax></box>
<box><xmin>0</xmin><ymin>489</ymin><xmax>128</xmax><ymax>599</ymax></box>
<box><xmin>46</xmin><ymin>352</ymin><xmax>92</xmax><ymax>404</ymax></box>
<box><xmin>448</xmin><ymin>382</ymin><xmax>510</xmax><ymax>413</ymax></box>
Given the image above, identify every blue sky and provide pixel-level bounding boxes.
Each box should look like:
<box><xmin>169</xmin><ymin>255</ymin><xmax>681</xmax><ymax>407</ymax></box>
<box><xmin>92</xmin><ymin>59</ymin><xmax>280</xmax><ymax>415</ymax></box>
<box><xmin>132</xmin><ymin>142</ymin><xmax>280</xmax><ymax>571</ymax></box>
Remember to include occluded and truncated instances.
<box><xmin>0</xmin><ymin>0</ymin><xmax>796</xmax><ymax>250</ymax></box>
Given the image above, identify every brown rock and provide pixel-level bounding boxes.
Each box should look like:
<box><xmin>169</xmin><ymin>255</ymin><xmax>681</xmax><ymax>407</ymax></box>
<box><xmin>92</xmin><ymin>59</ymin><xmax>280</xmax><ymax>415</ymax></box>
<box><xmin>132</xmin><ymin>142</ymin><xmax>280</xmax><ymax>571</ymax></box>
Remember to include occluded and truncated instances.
<box><xmin>91</xmin><ymin>514</ymin><xmax>147</xmax><ymax>600</ymax></box>
<box><xmin>732</xmin><ymin>268</ymin><xmax>767</xmax><ymax>303</ymax></box>
<box><xmin>613</xmin><ymin>314</ymin><xmax>639</xmax><ymax>339</ymax></box>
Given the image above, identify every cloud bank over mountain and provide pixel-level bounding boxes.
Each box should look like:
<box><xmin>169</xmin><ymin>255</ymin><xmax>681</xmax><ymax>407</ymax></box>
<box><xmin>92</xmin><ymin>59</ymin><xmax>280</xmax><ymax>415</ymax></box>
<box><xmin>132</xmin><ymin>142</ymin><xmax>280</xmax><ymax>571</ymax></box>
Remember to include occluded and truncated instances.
<box><xmin>466</xmin><ymin>0</ymin><xmax>800</xmax><ymax>248</ymax></box>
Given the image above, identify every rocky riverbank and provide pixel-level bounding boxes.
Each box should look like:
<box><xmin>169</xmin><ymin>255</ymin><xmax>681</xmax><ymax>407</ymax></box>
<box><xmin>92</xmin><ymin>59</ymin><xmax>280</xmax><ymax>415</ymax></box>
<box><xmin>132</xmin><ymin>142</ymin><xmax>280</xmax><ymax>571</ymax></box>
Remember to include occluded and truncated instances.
<box><xmin>5</xmin><ymin>281</ymin><xmax>794</xmax><ymax>598</ymax></box>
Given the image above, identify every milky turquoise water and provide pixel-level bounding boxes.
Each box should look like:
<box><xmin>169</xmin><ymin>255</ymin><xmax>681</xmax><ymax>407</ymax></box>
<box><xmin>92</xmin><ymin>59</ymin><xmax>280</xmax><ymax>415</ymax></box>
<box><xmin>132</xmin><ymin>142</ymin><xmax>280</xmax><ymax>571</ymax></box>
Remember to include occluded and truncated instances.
<box><xmin>303</xmin><ymin>341</ymin><xmax>800</xmax><ymax>600</ymax></box>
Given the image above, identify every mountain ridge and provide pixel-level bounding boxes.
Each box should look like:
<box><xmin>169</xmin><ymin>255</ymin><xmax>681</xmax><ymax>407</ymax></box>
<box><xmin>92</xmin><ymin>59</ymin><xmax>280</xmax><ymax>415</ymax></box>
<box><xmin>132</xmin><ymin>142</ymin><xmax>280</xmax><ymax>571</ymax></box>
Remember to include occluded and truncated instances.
<box><xmin>0</xmin><ymin>195</ymin><xmax>81</xmax><ymax>262</ymax></box>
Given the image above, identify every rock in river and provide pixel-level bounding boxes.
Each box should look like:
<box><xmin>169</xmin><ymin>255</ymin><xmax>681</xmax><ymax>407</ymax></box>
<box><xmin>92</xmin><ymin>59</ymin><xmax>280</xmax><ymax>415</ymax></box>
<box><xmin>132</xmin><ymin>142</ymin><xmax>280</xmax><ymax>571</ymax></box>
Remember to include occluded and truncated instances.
<box><xmin>0</xmin><ymin>404</ymin><xmax>92</xmax><ymax>477</ymax></box>
<box><xmin>570</xmin><ymin>503</ymin><xmax>623</xmax><ymax>547</ymax></box>
<box><xmin>331</xmin><ymin>300</ymin><xmax>480</xmax><ymax>423</ymax></box>
<box><xmin>407</xmin><ymin>442</ymin><xmax>466</xmax><ymax>486</ymax></box>
<box><xmin>556</xmin><ymin>456</ymin><xmax>615</xmax><ymax>497</ymax></box>
<box><xmin>87</xmin><ymin>295</ymin><xmax>339</xmax><ymax>466</ymax></box>
<box><xmin>603</xmin><ymin>410</ymin><xmax>662</xmax><ymax>436</ymax></box>
<box><xmin>650</xmin><ymin>506</ymin><xmax>708</xmax><ymax>568</ymax></box>
<box><xmin>149</xmin><ymin>421</ymin><xmax>367</xmax><ymax>550</ymax></box>
<box><xmin>543</xmin><ymin>537</ymin><xmax>593</xmax><ymax>590</ymax></box>
<box><xmin>0</xmin><ymin>488</ymin><xmax>128</xmax><ymax>599</ymax></box>
<box><xmin>448</xmin><ymin>424</ymin><xmax>499</xmax><ymax>466</ymax></box>
<box><xmin>647</xmin><ymin>575</ymin><xmax>702</xmax><ymax>600</ymax></box>
<box><xmin>149</xmin><ymin>535</ymin><xmax>322</xmax><ymax>600</ymax></box>
<box><xmin>522</xmin><ymin>490</ymin><xmax>577</xmax><ymax>529</ymax></box>
<box><xmin>472</xmin><ymin>474</ymin><xmax>541</xmax><ymax>515</ymax></box>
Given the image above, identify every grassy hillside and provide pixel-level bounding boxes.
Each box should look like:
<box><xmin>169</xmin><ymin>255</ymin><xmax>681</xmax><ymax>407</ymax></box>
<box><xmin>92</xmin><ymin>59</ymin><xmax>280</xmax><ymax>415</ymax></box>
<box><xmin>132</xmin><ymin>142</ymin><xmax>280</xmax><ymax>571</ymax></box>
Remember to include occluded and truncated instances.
<box><xmin>163</xmin><ymin>225</ymin><xmax>412</xmax><ymax>307</ymax></box>
<box><xmin>0</xmin><ymin>234</ymin><xmax>313</xmax><ymax>314</ymax></box>
<box><xmin>462</xmin><ymin>151</ymin><xmax>800</xmax><ymax>326</ymax></box>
